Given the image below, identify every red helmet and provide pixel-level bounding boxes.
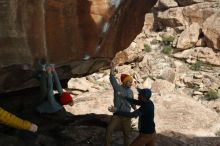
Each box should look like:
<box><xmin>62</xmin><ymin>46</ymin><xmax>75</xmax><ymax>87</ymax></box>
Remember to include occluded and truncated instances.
<box><xmin>60</xmin><ymin>92</ymin><xmax>73</xmax><ymax>105</ymax></box>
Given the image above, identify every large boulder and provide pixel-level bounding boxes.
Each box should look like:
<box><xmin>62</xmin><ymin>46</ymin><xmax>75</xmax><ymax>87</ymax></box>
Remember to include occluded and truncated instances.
<box><xmin>144</xmin><ymin>13</ymin><xmax>155</xmax><ymax>31</ymax></box>
<box><xmin>151</xmin><ymin>79</ymin><xmax>175</xmax><ymax>95</ymax></box>
<box><xmin>182</xmin><ymin>2</ymin><xmax>219</xmax><ymax>26</ymax></box>
<box><xmin>157</xmin><ymin>2</ymin><xmax>219</xmax><ymax>28</ymax></box>
<box><xmin>0</xmin><ymin>0</ymin><xmax>158</xmax><ymax>93</ymax></box>
<box><xmin>203</xmin><ymin>11</ymin><xmax>220</xmax><ymax>50</ymax></box>
<box><xmin>173</xmin><ymin>47</ymin><xmax>220</xmax><ymax>66</ymax></box>
<box><xmin>176</xmin><ymin>23</ymin><xmax>201</xmax><ymax>49</ymax></box>
<box><xmin>157</xmin><ymin>7</ymin><xmax>187</xmax><ymax>28</ymax></box>
<box><xmin>157</xmin><ymin>0</ymin><xmax>178</xmax><ymax>10</ymax></box>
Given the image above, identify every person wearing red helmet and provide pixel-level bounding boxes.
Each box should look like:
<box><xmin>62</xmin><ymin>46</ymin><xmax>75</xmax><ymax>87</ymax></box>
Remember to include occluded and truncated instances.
<box><xmin>36</xmin><ymin>59</ymin><xmax>73</xmax><ymax>114</ymax></box>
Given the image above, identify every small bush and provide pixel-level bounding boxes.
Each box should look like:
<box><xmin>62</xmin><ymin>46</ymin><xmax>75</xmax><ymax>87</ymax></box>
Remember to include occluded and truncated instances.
<box><xmin>144</xmin><ymin>44</ymin><xmax>152</xmax><ymax>52</ymax></box>
<box><xmin>190</xmin><ymin>61</ymin><xmax>203</xmax><ymax>71</ymax></box>
<box><xmin>161</xmin><ymin>35</ymin><xmax>175</xmax><ymax>46</ymax></box>
<box><xmin>161</xmin><ymin>45</ymin><xmax>172</xmax><ymax>55</ymax></box>
<box><xmin>205</xmin><ymin>89</ymin><xmax>219</xmax><ymax>101</ymax></box>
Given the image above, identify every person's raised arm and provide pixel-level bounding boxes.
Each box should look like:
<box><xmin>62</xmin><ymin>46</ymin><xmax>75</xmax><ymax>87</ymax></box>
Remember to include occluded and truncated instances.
<box><xmin>109</xmin><ymin>62</ymin><xmax>121</xmax><ymax>90</ymax></box>
<box><xmin>51</xmin><ymin>65</ymin><xmax>63</xmax><ymax>95</ymax></box>
<box><xmin>47</xmin><ymin>66</ymin><xmax>55</xmax><ymax>103</ymax></box>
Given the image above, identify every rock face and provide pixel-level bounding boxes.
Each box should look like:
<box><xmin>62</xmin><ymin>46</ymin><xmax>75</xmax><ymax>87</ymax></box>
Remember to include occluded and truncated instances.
<box><xmin>175</xmin><ymin>0</ymin><xmax>215</xmax><ymax>6</ymax></box>
<box><xmin>157</xmin><ymin>2</ymin><xmax>219</xmax><ymax>28</ymax></box>
<box><xmin>151</xmin><ymin>79</ymin><xmax>175</xmax><ymax>95</ymax></box>
<box><xmin>157</xmin><ymin>7</ymin><xmax>186</xmax><ymax>28</ymax></box>
<box><xmin>203</xmin><ymin>11</ymin><xmax>220</xmax><ymax>50</ymax></box>
<box><xmin>157</xmin><ymin>0</ymin><xmax>178</xmax><ymax>10</ymax></box>
<box><xmin>173</xmin><ymin>47</ymin><xmax>220</xmax><ymax>66</ymax></box>
<box><xmin>0</xmin><ymin>0</ymin><xmax>158</xmax><ymax>93</ymax></box>
<box><xmin>176</xmin><ymin>23</ymin><xmax>201</xmax><ymax>49</ymax></box>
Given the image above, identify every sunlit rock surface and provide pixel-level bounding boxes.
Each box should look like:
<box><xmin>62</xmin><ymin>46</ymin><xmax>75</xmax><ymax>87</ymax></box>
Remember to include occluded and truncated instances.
<box><xmin>0</xmin><ymin>0</ymin><xmax>157</xmax><ymax>93</ymax></box>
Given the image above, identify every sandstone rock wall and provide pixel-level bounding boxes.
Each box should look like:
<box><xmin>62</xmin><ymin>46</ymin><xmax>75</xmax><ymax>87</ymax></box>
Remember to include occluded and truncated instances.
<box><xmin>0</xmin><ymin>0</ymin><xmax>158</xmax><ymax>92</ymax></box>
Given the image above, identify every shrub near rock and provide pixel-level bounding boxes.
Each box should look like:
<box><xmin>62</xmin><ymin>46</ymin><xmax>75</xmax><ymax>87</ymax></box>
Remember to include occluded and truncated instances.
<box><xmin>162</xmin><ymin>45</ymin><xmax>172</xmax><ymax>55</ymax></box>
<box><xmin>144</xmin><ymin>43</ymin><xmax>152</xmax><ymax>52</ymax></box>
<box><xmin>161</xmin><ymin>35</ymin><xmax>175</xmax><ymax>46</ymax></box>
<box><xmin>190</xmin><ymin>61</ymin><xmax>203</xmax><ymax>71</ymax></box>
<box><xmin>160</xmin><ymin>35</ymin><xmax>174</xmax><ymax>55</ymax></box>
<box><xmin>204</xmin><ymin>89</ymin><xmax>219</xmax><ymax>101</ymax></box>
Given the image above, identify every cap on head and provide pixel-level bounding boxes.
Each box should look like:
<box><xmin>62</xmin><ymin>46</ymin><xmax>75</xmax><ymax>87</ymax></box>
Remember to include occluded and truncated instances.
<box><xmin>137</xmin><ymin>88</ymin><xmax>152</xmax><ymax>99</ymax></box>
<box><xmin>120</xmin><ymin>74</ymin><xmax>133</xmax><ymax>84</ymax></box>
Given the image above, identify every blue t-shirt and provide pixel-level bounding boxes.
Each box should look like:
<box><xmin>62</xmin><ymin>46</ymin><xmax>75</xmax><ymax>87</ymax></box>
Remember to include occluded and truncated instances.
<box><xmin>109</xmin><ymin>74</ymin><xmax>134</xmax><ymax>112</ymax></box>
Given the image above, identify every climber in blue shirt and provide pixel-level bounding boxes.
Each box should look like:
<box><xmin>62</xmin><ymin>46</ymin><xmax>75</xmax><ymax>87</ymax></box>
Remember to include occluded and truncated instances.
<box><xmin>108</xmin><ymin>88</ymin><xmax>156</xmax><ymax>146</ymax></box>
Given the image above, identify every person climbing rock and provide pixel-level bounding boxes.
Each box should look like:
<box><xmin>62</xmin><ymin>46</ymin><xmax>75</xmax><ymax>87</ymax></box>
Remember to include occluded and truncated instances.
<box><xmin>36</xmin><ymin>59</ymin><xmax>73</xmax><ymax>114</ymax></box>
<box><xmin>105</xmin><ymin>62</ymin><xmax>136</xmax><ymax>146</ymax></box>
<box><xmin>0</xmin><ymin>107</ymin><xmax>38</xmax><ymax>132</ymax></box>
<box><xmin>108</xmin><ymin>88</ymin><xmax>156</xmax><ymax>146</ymax></box>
